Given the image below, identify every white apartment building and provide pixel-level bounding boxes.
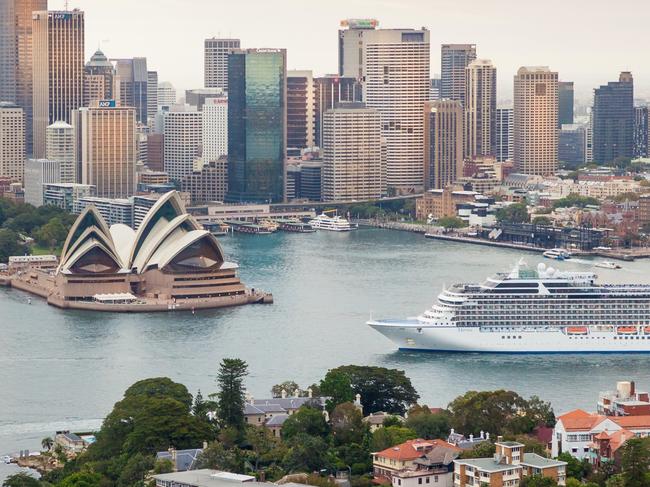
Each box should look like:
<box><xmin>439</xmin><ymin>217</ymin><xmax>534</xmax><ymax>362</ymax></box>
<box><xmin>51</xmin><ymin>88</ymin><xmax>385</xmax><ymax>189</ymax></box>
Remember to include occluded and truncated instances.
<box><xmin>202</xmin><ymin>97</ymin><xmax>228</xmax><ymax>162</ymax></box>
<box><xmin>204</xmin><ymin>38</ymin><xmax>240</xmax><ymax>90</ymax></box>
<box><xmin>339</xmin><ymin>22</ymin><xmax>430</xmax><ymax>192</ymax></box>
<box><xmin>163</xmin><ymin>106</ymin><xmax>202</xmax><ymax>181</ymax></box>
<box><xmin>24</xmin><ymin>158</ymin><xmax>61</xmax><ymax>206</ymax></box>
<box><xmin>465</xmin><ymin>59</ymin><xmax>496</xmax><ymax>159</ymax></box>
<box><xmin>157</xmin><ymin>81</ymin><xmax>176</xmax><ymax>108</ymax></box>
<box><xmin>0</xmin><ymin>103</ymin><xmax>25</xmax><ymax>182</ymax></box>
<box><xmin>46</xmin><ymin>120</ymin><xmax>75</xmax><ymax>183</ymax></box>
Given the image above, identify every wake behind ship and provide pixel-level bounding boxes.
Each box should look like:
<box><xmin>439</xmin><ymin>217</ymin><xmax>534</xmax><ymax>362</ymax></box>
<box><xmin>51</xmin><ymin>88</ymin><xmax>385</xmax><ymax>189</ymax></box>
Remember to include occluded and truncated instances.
<box><xmin>368</xmin><ymin>261</ymin><xmax>650</xmax><ymax>353</ymax></box>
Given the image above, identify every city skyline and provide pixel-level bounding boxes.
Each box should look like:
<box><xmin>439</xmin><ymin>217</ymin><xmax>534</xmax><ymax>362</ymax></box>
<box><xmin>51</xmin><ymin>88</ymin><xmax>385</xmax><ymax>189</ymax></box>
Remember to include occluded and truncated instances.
<box><xmin>47</xmin><ymin>0</ymin><xmax>650</xmax><ymax>102</ymax></box>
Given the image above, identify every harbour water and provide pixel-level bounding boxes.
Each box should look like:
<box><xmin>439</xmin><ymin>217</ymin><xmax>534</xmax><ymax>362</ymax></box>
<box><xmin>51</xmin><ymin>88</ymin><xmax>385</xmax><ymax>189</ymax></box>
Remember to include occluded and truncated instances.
<box><xmin>2</xmin><ymin>228</ymin><xmax>650</xmax><ymax>463</ymax></box>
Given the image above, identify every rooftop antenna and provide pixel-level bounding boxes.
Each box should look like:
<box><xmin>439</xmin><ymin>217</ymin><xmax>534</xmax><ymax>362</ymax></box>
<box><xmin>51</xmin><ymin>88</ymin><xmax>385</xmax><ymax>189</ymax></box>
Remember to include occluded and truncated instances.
<box><xmin>64</xmin><ymin>0</ymin><xmax>69</xmax><ymax>10</ymax></box>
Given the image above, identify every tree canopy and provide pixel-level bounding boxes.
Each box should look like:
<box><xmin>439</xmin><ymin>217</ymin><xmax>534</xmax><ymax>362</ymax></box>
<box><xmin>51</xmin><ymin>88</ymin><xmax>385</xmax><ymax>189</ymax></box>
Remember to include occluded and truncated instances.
<box><xmin>216</xmin><ymin>358</ymin><xmax>248</xmax><ymax>431</ymax></box>
<box><xmin>495</xmin><ymin>203</ymin><xmax>530</xmax><ymax>224</ymax></box>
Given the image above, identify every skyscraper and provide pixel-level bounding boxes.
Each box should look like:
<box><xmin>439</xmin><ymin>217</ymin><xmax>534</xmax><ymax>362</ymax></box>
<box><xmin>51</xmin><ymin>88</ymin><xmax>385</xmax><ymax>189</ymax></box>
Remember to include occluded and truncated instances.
<box><xmin>321</xmin><ymin>102</ymin><xmax>386</xmax><ymax>201</ymax></box>
<box><xmin>0</xmin><ymin>102</ymin><xmax>25</xmax><ymax>182</ymax></box>
<box><xmin>147</xmin><ymin>71</ymin><xmax>158</xmax><ymax>124</ymax></box>
<box><xmin>83</xmin><ymin>49</ymin><xmax>115</xmax><ymax>107</ymax></box>
<box><xmin>32</xmin><ymin>9</ymin><xmax>85</xmax><ymax>158</ymax></box>
<box><xmin>24</xmin><ymin>158</ymin><xmax>61</xmax><ymax>206</ymax></box>
<box><xmin>74</xmin><ymin>101</ymin><xmax>137</xmax><ymax>198</ymax></box>
<box><xmin>558</xmin><ymin>81</ymin><xmax>574</xmax><ymax>127</ymax></box>
<box><xmin>157</xmin><ymin>81</ymin><xmax>177</xmax><ymax>108</ymax></box>
<box><xmin>513</xmin><ymin>66</ymin><xmax>558</xmax><ymax>176</ymax></box>
<box><xmin>226</xmin><ymin>48</ymin><xmax>286</xmax><ymax>203</ymax></box>
<box><xmin>287</xmin><ymin>70</ymin><xmax>315</xmax><ymax>155</ymax></box>
<box><xmin>592</xmin><ymin>72</ymin><xmax>634</xmax><ymax>164</ymax></box>
<box><xmin>314</xmin><ymin>75</ymin><xmax>362</xmax><ymax>148</ymax></box>
<box><xmin>424</xmin><ymin>100</ymin><xmax>463</xmax><ymax>190</ymax></box>
<box><xmin>0</xmin><ymin>0</ymin><xmax>46</xmax><ymax>156</ymax></box>
<box><xmin>558</xmin><ymin>125</ymin><xmax>586</xmax><ymax>166</ymax></box>
<box><xmin>46</xmin><ymin>121</ymin><xmax>75</xmax><ymax>183</ymax></box>
<box><xmin>464</xmin><ymin>59</ymin><xmax>496</xmax><ymax>159</ymax></box>
<box><xmin>163</xmin><ymin>106</ymin><xmax>202</xmax><ymax>181</ymax></box>
<box><xmin>339</xmin><ymin>20</ymin><xmax>430</xmax><ymax>192</ymax></box>
<box><xmin>441</xmin><ymin>44</ymin><xmax>476</xmax><ymax>107</ymax></box>
<box><xmin>112</xmin><ymin>57</ymin><xmax>149</xmax><ymax>124</ymax></box>
<box><xmin>204</xmin><ymin>38</ymin><xmax>240</xmax><ymax>90</ymax></box>
<box><xmin>429</xmin><ymin>77</ymin><xmax>441</xmax><ymax>100</ymax></box>
<box><xmin>202</xmin><ymin>96</ymin><xmax>228</xmax><ymax>162</ymax></box>
<box><xmin>634</xmin><ymin>106</ymin><xmax>648</xmax><ymax>159</ymax></box>
<box><xmin>496</xmin><ymin>107</ymin><xmax>514</xmax><ymax>162</ymax></box>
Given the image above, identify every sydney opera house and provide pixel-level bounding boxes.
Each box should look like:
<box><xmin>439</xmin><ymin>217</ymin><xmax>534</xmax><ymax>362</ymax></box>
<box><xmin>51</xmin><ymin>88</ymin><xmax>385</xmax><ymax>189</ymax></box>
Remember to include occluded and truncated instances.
<box><xmin>10</xmin><ymin>191</ymin><xmax>270</xmax><ymax>311</ymax></box>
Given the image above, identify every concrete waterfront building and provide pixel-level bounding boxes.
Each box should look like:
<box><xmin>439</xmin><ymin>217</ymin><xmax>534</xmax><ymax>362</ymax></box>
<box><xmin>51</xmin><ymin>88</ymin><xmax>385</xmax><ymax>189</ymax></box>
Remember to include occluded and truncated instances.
<box><xmin>287</xmin><ymin>70</ymin><xmax>316</xmax><ymax>156</ymax></box>
<box><xmin>147</xmin><ymin>71</ymin><xmax>158</xmax><ymax>125</ymax></box>
<box><xmin>226</xmin><ymin>48</ymin><xmax>286</xmax><ymax>203</ymax></box>
<box><xmin>83</xmin><ymin>49</ymin><xmax>114</xmax><ymax>107</ymax></box>
<box><xmin>42</xmin><ymin>182</ymin><xmax>94</xmax><ymax>211</ymax></box>
<box><xmin>464</xmin><ymin>59</ymin><xmax>496</xmax><ymax>158</ymax></box>
<box><xmin>163</xmin><ymin>105</ymin><xmax>202</xmax><ymax>182</ymax></box>
<box><xmin>339</xmin><ymin>19</ymin><xmax>430</xmax><ymax>192</ymax></box>
<box><xmin>314</xmin><ymin>75</ymin><xmax>362</xmax><ymax>148</ymax></box>
<box><xmin>496</xmin><ymin>107</ymin><xmax>513</xmax><ymax>162</ymax></box>
<box><xmin>32</xmin><ymin>9</ymin><xmax>85</xmax><ymax>159</ymax></box>
<box><xmin>0</xmin><ymin>0</ymin><xmax>47</xmax><ymax>156</ymax></box>
<box><xmin>592</xmin><ymin>72</ymin><xmax>634</xmax><ymax>165</ymax></box>
<box><xmin>634</xmin><ymin>106</ymin><xmax>648</xmax><ymax>158</ymax></box>
<box><xmin>424</xmin><ymin>100</ymin><xmax>463</xmax><ymax>190</ymax></box>
<box><xmin>558</xmin><ymin>81</ymin><xmax>574</xmax><ymax>127</ymax></box>
<box><xmin>441</xmin><ymin>44</ymin><xmax>476</xmax><ymax>107</ymax></box>
<box><xmin>24</xmin><ymin>158</ymin><xmax>61</xmax><ymax>206</ymax></box>
<box><xmin>186</xmin><ymin>88</ymin><xmax>224</xmax><ymax>111</ymax></box>
<box><xmin>513</xmin><ymin>66</ymin><xmax>558</xmax><ymax>176</ymax></box>
<box><xmin>321</xmin><ymin>102</ymin><xmax>386</xmax><ymax>201</ymax></box>
<box><xmin>73</xmin><ymin>101</ymin><xmax>137</xmax><ymax>199</ymax></box>
<box><xmin>46</xmin><ymin>121</ymin><xmax>75</xmax><ymax>183</ymax></box>
<box><xmin>202</xmin><ymin>97</ymin><xmax>228</xmax><ymax>162</ymax></box>
<box><xmin>157</xmin><ymin>81</ymin><xmax>176</xmax><ymax>108</ymax></box>
<box><xmin>204</xmin><ymin>37</ymin><xmax>240</xmax><ymax>90</ymax></box>
<box><xmin>0</xmin><ymin>103</ymin><xmax>26</xmax><ymax>182</ymax></box>
<box><xmin>73</xmin><ymin>195</ymin><xmax>133</xmax><ymax>227</ymax></box>
<box><xmin>112</xmin><ymin>57</ymin><xmax>149</xmax><ymax>124</ymax></box>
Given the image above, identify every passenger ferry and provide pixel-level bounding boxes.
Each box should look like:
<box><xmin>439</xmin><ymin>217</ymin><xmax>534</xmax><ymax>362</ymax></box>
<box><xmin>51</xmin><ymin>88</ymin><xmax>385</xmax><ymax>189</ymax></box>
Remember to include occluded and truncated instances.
<box><xmin>309</xmin><ymin>214</ymin><xmax>354</xmax><ymax>232</ymax></box>
<box><xmin>542</xmin><ymin>248</ymin><xmax>571</xmax><ymax>260</ymax></box>
<box><xmin>595</xmin><ymin>261</ymin><xmax>621</xmax><ymax>270</ymax></box>
<box><xmin>368</xmin><ymin>260</ymin><xmax>650</xmax><ymax>353</ymax></box>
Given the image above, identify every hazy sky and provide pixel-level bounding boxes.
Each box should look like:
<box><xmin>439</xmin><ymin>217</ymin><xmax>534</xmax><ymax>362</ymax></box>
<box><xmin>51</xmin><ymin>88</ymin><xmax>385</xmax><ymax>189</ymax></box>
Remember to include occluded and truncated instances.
<box><xmin>50</xmin><ymin>0</ymin><xmax>649</xmax><ymax>103</ymax></box>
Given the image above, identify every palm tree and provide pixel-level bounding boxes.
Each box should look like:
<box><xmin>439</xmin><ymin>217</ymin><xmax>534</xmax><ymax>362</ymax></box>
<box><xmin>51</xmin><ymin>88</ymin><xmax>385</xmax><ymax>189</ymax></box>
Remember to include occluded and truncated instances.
<box><xmin>41</xmin><ymin>436</ymin><xmax>53</xmax><ymax>452</ymax></box>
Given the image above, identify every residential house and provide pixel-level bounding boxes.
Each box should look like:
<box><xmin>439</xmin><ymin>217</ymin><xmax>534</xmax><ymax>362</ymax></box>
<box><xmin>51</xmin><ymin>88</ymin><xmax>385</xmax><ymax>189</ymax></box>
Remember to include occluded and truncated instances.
<box><xmin>446</xmin><ymin>429</ymin><xmax>490</xmax><ymax>450</ymax></box>
<box><xmin>589</xmin><ymin>429</ymin><xmax>636</xmax><ymax>468</ymax></box>
<box><xmin>156</xmin><ymin>446</ymin><xmax>204</xmax><ymax>472</ymax></box>
<box><xmin>364</xmin><ymin>412</ymin><xmax>404</xmax><ymax>433</ymax></box>
<box><xmin>153</xmin><ymin>470</ymin><xmax>256</xmax><ymax>487</ymax></box>
<box><xmin>54</xmin><ymin>431</ymin><xmax>86</xmax><ymax>454</ymax></box>
<box><xmin>454</xmin><ymin>438</ymin><xmax>567</xmax><ymax>487</ymax></box>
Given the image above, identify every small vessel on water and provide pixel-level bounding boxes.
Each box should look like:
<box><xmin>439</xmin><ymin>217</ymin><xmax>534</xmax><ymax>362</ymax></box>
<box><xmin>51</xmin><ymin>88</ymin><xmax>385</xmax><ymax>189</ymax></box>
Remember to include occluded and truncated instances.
<box><xmin>309</xmin><ymin>213</ymin><xmax>353</xmax><ymax>232</ymax></box>
<box><xmin>276</xmin><ymin>219</ymin><xmax>316</xmax><ymax>233</ymax></box>
<box><xmin>368</xmin><ymin>260</ymin><xmax>650</xmax><ymax>353</ymax></box>
<box><xmin>595</xmin><ymin>261</ymin><xmax>621</xmax><ymax>269</ymax></box>
<box><xmin>258</xmin><ymin>219</ymin><xmax>279</xmax><ymax>233</ymax></box>
<box><xmin>542</xmin><ymin>248</ymin><xmax>572</xmax><ymax>260</ymax></box>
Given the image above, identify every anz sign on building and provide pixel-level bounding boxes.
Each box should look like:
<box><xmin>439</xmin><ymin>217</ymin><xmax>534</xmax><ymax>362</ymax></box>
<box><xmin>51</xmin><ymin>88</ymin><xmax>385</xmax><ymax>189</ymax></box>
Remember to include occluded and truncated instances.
<box><xmin>98</xmin><ymin>100</ymin><xmax>117</xmax><ymax>108</ymax></box>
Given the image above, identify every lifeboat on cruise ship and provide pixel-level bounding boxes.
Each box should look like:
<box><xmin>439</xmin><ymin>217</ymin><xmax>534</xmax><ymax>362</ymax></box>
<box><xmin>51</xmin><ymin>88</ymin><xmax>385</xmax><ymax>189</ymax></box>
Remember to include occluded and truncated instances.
<box><xmin>644</xmin><ymin>327</ymin><xmax>650</xmax><ymax>334</ymax></box>
<box><xmin>566</xmin><ymin>327</ymin><xmax>588</xmax><ymax>335</ymax></box>
<box><xmin>617</xmin><ymin>326</ymin><xmax>638</xmax><ymax>335</ymax></box>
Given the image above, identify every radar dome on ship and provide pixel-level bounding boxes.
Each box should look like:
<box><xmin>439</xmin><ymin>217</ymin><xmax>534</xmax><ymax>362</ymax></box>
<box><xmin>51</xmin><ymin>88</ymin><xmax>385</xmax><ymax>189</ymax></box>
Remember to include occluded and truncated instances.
<box><xmin>547</xmin><ymin>267</ymin><xmax>555</xmax><ymax>276</ymax></box>
<box><xmin>537</xmin><ymin>263</ymin><xmax>547</xmax><ymax>272</ymax></box>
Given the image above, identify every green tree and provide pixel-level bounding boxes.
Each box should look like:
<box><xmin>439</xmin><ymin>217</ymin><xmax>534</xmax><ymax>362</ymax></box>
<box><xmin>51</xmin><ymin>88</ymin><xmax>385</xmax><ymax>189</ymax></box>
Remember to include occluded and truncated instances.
<box><xmin>322</xmin><ymin>365</ymin><xmax>419</xmax><ymax>415</ymax></box>
<box><xmin>36</xmin><ymin>217</ymin><xmax>67</xmax><ymax>250</ymax></box>
<box><xmin>271</xmin><ymin>381</ymin><xmax>301</xmax><ymax>398</ymax></box>
<box><xmin>125</xmin><ymin>377</ymin><xmax>193</xmax><ymax>409</ymax></box>
<box><xmin>620</xmin><ymin>438</ymin><xmax>650</xmax><ymax>487</ymax></box>
<box><xmin>41</xmin><ymin>436</ymin><xmax>54</xmax><ymax>451</ymax></box>
<box><xmin>532</xmin><ymin>216</ymin><xmax>552</xmax><ymax>226</ymax></box>
<box><xmin>245</xmin><ymin>424</ymin><xmax>279</xmax><ymax>471</ymax></box>
<box><xmin>197</xmin><ymin>441</ymin><xmax>245</xmax><ymax>473</ymax></box>
<box><xmin>564</xmin><ymin>479</ymin><xmax>580</xmax><ymax>487</ymax></box>
<box><xmin>319</xmin><ymin>370</ymin><xmax>355</xmax><ymax>412</ymax></box>
<box><xmin>552</xmin><ymin>194</ymin><xmax>600</xmax><ymax>209</ymax></box>
<box><xmin>117</xmin><ymin>452</ymin><xmax>154</xmax><ymax>487</ymax></box>
<box><xmin>330</xmin><ymin>402</ymin><xmax>368</xmax><ymax>446</ymax></box>
<box><xmin>460</xmin><ymin>441</ymin><xmax>495</xmax><ymax>459</ymax></box>
<box><xmin>404</xmin><ymin>407</ymin><xmax>450</xmax><ymax>439</ymax></box>
<box><xmin>370</xmin><ymin>426</ymin><xmax>417</xmax><ymax>451</ymax></box>
<box><xmin>281</xmin><ymin>406</ymin><xmax>330</xmax><ymax>440</ymax></box>
<box><xmin>557</xmin><ymin>452</ymin><xmax>591</xmax><ymax>480</ymax></box>
<box><xmin>283</xmin><ymin>433</ymin><xmax>329</xmax><ymax>472</ymax></box>
<box><xmin>216</xmin><ymin>358</ymin><xmax>248</xmax><ymax>431</ymax></box>
<box><xmin>519</xmin><ymin>475</ymin><xmax>557</xmax><ymax>487</ymax></box>
<box><xmin>382</xmin><ymin>416</ymin><xmax>403</xmax><ymax>428</ymax></box>
<box><xmin>153</xmin><ymin>458</ymin><xmax>174</xmax><ymax>474</ymax></box>
<box><xmin>2</xmin><ymin>473</ymin><xmax>41</xmax><ymax>487</ymax></box>
<box><xmin>58</xmin><ymin>471</ymin><xmax>104</xmax><ymax>487</ymax></box>
<box><xmin>437</xmin><ymin>216</ymin><xmax>466</xmax><ymax>229</ymax></box>
<box><xmin>0</xmin><ymin>228</ymin><xmax>23</xmax><ymax>263</ymax></box>
<box><xmin>495</xmin><ymin>203</ymin><xmax>530</xmax><ymax>224</ymax></box>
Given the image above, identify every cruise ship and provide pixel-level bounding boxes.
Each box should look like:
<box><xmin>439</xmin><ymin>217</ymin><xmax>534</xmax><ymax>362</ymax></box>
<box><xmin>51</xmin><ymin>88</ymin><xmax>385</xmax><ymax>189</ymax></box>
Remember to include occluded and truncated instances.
<box><xmin>309</xmin><ymin>214</ymin><xmax>354</xmax><ymax>232</ymax></box>
<box><xmin>368</xmin><ymin>261</ymin><xmax>650</xmax><ymax>353</ymax></box>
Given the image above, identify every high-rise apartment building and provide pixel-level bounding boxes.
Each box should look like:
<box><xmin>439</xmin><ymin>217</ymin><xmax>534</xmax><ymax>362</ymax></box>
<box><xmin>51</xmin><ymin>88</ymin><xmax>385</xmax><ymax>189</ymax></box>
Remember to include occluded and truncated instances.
<box><xmin>513</xmin><ymin>66</ymin><xmax>558</xmax><ymax>176</ymax></box>
<box><xmin>24</xmin><ymin>158</ymin><xmax>61</xmax><ymax>206</ymax></box>
<box><xmin>147</xmin><ymin>71</ymin><xmax>158</xmax><ymax>125</ymax></box>
<box><xmin>321</xmin><ymin>102</ymin><xmax>386</xmax><ymax>201</ymax></box>
<box><xmin>424</xmin><ymin>100</ymin><xmax>463</xmax><ymax>189</ymax></box>
<box><xmin>0</xmin><ymin>102</ymin><xmax>25</xmax><ymax>182</ymax></box>
<box><xmin>146</xmin><ymin>133</ymin><xmax>164</xmax><ymax>172</ymax></box>
<box><xmin>496</xmin><ymin>108</ymin><xmax>514</xmax><ymax>162</ymax></box>
<box><xmin>202</xmin><ymin>96</ymin><xmax>228</xmax><ymax>162</ymax></box>
<box><xmin>558</xmin><ymin>81</ymin><xmax>574</xmax><ymax>127</ymax></box>
<box><xmin>314</xmin><ymin>75</ymin><xmax>362</xmax><ymax>148</ymax></box>
<box><xmin>204</xmin><ymin>38</ymin><xmax>240</xmax><ymax>90</ymax></box>
<box><xmin>112</xmin><ymin>57</ymin><xmax>149</xmax><ymax>124</ymax></box>
<box><xmin>181</xmin><ymin>159</ymin><xmax>227</xmax><ymax>205</ymax></box>
<box><xmin>32</xmin><ymin>9</ymin><xmax>85</xmax><ymax>159</ymax></box>
<box><xmin>163</xmin><ymin>106</ymin><xmax>202</xmax><ymax>182</ymax></box>
<box><xmin>46</xmin><ymin>121</ymin><xmax>75</xmax><ymax>183</ymax></box>
<box><xmin>83</xmin><ymin>49</ymin><xmax>114</xmax><ymax>107</ymax></box>
<box><xmin>226</xmin><ymin>48</ymin><xmax>286</xmax><ymax>203</ymax></box>
<box><xmin>1</xmin><ymin>0</ymin><xmax>46</xmax><ymax>156</ymax></box>
<box><xmin>592</xmin><ymin>72</ymin><xmax>634</xmax><ymax>164</ymax></box>
<box><xmin>73</xmin><ymin>101</ymin><xmax>137</xmax><ymax>198</ymax></box>
<box><xmin>339</xmin><ymin>20</ymin><xmax>430</xmax><ymax>192</ymax></box>
<box><xmin>464</xmin><ymin>59</ymin><xmax>496</xmax><ymax>159</ymax></box>
<box><xmin>634</xmin><ymin>106</ymin><xmax>648</xmax><ymax>158</ymax></box>
<box><xmin>157</xmin><ymin>81</ymin><xmax>176</xmax><ymax>108</ymax></box>
<box><xmin>287</xmin><ymin>70</ymin><xmax>316</xmax><ymax>155</ymax></box>
<box><xmin>441</xmin><ymin>44</ymin><xmax>476</xmax><ymax>107</ymax></box>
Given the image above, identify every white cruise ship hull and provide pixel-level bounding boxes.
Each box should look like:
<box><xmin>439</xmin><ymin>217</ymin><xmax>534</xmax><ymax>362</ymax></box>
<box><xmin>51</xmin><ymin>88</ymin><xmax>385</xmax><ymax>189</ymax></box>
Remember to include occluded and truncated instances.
<box><xmin>368</xmin><ymin>320</ymin><xmax>650</xmax><ymax>353</ymax></box>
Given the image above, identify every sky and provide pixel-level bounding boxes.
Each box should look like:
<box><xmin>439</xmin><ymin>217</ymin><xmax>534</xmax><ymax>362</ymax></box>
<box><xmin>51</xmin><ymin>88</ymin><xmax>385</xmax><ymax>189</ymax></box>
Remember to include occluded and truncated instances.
<box><xmin>50</xmin><ymin>0</ymin><xmax>650</xmax><ymax>103</ymax></box>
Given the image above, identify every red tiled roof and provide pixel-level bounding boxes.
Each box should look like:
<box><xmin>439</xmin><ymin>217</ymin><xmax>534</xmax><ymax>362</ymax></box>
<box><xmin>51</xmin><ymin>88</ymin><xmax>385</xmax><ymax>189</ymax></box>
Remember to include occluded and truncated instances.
<box><xmin>374</xmin><ymin>439</ymin><xmax>460</xmax><ymax>461</ymax></box>
<box><xmin>558</xmin><ymin>409</ymin><xmax>608</xmax><ymax>431</ymax></box>
<box><xmin>611</xmin><ymin>415</ymin><xmax>650</xmax><ymax>430</ymax></box>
